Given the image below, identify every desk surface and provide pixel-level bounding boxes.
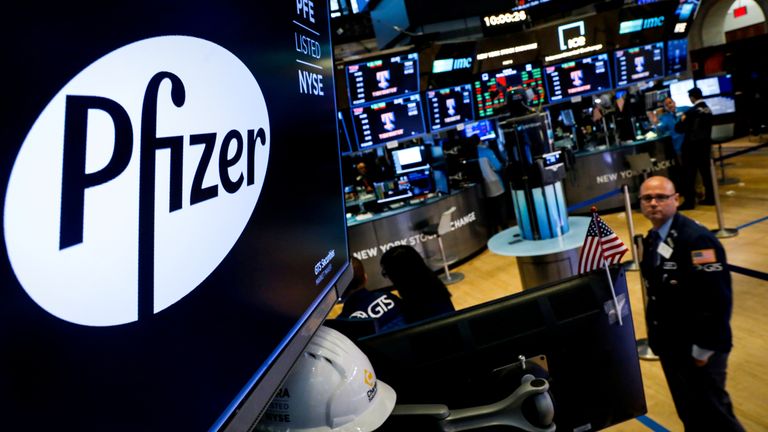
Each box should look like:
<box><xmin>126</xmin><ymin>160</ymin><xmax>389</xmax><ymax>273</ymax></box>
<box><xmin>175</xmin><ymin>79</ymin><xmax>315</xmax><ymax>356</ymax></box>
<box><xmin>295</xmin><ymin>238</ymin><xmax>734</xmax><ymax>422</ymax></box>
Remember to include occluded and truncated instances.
<box><xmin>487</xmin><ymin>216</ymin><xmax>590</xmax><ymax>257</ymax></box>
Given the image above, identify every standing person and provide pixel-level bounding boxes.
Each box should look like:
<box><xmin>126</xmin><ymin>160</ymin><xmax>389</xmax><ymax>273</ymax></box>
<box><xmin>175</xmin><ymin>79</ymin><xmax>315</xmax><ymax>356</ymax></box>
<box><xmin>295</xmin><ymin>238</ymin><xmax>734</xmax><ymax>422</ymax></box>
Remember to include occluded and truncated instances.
<box><xmin>338</xmin><ymin>257</ymin><xmax>407</xmax><ymax>332</ymax></box>
<box><xmin>379</xmin><ymin>245</ymin><xmax>455</xmax><ymax>324</ymax></box>
<box><xmin>473</xmin><ymin>134</ymin><xmax>508</xmax><ymax>233</ymax></box>
<box><xmin>638</xmin><ymin>176</ymin><xmax>744</xmax><ymax>432</ymax></box>
<box><xmin>650</xmin><ymin>96</ymin><xmax>689</xmax><ymax>190</ymax></box>
<box><xmin>675</xmin><ymin>87</ymin><xmax>715</xmax><ymax>209</ymax></box>
<box><xmin>651</xmin><ymin>97</ymin><xmax>689</xmax><ymax>157</ymax></box>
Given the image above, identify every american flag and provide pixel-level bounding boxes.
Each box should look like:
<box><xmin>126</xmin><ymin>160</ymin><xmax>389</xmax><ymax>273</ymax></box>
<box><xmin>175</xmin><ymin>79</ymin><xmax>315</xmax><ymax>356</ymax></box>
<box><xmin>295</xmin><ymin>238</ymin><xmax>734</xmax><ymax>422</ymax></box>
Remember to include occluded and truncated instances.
<box><xmin>578</xmin><ymin>213</ymin><xmax>629</xmax><ymax>274</ymax></box>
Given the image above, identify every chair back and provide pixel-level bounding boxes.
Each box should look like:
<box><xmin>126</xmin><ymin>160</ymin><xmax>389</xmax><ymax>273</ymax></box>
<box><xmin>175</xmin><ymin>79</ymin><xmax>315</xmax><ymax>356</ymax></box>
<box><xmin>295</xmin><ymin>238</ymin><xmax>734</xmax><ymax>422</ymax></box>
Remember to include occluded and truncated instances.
<box><xmin>437</xmin><ymin>206</ymin><xmax>457</xmax><ymax>236</ymax></box>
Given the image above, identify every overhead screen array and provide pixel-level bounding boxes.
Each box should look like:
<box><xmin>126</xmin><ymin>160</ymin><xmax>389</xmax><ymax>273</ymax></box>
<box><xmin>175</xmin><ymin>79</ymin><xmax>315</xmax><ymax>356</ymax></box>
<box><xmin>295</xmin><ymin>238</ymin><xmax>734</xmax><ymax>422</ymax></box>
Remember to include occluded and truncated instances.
<box><xmin>340</xmin><ymin>4</ymin><xmax>699</xmax><ymax>152</ymax></box>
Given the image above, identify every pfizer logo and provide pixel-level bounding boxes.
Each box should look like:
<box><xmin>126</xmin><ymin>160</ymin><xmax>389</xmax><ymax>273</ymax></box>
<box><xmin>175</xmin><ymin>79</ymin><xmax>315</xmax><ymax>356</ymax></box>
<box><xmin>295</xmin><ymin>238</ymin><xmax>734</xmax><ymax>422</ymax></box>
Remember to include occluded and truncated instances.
<box><xmin>4</xmin><ymin>36</ymin><xmax>270</xmax><ymax>326</ymax></box>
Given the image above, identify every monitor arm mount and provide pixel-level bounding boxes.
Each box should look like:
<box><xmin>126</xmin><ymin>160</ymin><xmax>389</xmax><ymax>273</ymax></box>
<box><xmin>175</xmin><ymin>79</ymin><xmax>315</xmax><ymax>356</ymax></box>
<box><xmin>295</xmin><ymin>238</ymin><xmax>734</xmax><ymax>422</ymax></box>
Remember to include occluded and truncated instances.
<box><xmin>389</xmin><ymin>355</ymin><xmax>556</xmax><ymax>432</ymax></box>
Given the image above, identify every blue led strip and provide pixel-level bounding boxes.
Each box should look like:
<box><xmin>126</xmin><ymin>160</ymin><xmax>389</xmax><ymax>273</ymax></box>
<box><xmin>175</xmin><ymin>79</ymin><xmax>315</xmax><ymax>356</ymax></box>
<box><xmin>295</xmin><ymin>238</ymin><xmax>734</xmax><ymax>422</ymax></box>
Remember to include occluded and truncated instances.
<box><xmin>532</xmin><ymin>187</ymin><xmax>552</xmax><ymax>239</ymax></box>
<box><xmin>555</xmin><ymin>182</ymin><xmax>569</xmax><ymax>233</ymax></box>
<box><xmin>636</xmin><ymin>415</ymin><xmax>671</xmax><ymax>432</ymax></box>
<box><xmin>514</xmin><ymin>189</ymin><xmax>534</xmax><ymax>240</ymax></box>
<box><xmin>543</xmin><ymin>184</ymin><xmax>564</xmax><ymax>237</ymax></box>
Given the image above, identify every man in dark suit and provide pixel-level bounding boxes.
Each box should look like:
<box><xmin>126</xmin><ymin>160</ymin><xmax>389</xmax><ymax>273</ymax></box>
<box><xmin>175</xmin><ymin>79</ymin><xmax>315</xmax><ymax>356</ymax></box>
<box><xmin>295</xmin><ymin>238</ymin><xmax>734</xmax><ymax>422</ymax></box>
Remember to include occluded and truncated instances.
<box><xmin>675</xmin><ymin>87</ymin><xmax>714</xmax><ymax>209</ymax></box>
<box><xmin>639</xmin><ymin>176</ymin><xmax>744</xmax><ymax>431</ymax></box>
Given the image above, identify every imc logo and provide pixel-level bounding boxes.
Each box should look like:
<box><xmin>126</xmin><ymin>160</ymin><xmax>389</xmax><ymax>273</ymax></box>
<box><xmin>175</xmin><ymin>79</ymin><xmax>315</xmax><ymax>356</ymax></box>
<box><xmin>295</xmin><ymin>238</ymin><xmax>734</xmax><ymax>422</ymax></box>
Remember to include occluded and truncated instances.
<box><xmin>3</xmin><ymin>36</ymin><xmax>271</xmax><ymax>327</ymax></box>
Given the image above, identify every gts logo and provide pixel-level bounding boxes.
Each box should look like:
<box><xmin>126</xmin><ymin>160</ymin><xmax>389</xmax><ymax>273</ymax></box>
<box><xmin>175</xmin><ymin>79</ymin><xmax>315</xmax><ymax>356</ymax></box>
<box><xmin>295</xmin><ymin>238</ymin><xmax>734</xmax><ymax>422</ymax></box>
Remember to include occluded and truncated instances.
<box><xmin>697</xmin><ymin>263</ymin><xmax>724</xmax><ymax>272</ymax></box>
<box><xmin>4</xmin><ymin>36</ymin><xmax>271</xmax><ymax>327</ymax></box>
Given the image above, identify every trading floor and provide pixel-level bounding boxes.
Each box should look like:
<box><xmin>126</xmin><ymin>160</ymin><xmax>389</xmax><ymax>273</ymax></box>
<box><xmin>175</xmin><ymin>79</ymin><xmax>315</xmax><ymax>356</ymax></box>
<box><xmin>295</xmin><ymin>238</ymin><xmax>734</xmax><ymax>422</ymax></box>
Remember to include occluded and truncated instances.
<box><xmin>446</xmin><ymin>136</ymin><xmax>768</xmax><ymax>431</ymax></box>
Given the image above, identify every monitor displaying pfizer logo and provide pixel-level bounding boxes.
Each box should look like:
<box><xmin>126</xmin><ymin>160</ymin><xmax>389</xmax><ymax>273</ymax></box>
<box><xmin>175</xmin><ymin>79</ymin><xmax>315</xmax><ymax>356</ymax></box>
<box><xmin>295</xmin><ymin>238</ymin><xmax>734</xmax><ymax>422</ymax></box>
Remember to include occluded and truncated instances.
<box><xmin>5</xmin><ymin>36</ymin><xmax>271</xmax><ymax>326</ymax></box>
<box><xmin>1</xmin><ymin>2</ymin><xmax>347</xmax><ymax>430</ymax></box>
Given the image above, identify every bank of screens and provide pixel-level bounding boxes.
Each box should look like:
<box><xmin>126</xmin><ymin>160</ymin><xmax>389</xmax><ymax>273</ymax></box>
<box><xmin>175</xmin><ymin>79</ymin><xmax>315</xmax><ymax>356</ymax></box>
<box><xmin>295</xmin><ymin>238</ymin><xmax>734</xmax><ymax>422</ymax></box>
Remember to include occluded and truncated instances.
<box><xmin>669</xmin><ymin>78</ymin><xmax>695</xmax><ymax>107</ymax></box>
<box><xmin>346</xmin><ymin>52</ymin><xmax>420</xmax><ymax>106</ymax></box>
<box><xmin>614</xmin><ymin>42</ymin><xmax>665</xmax><ymax>87</ymax></box>
<box><xmin>351</xmin><ymin>94</ymin><xmax>426</xmax><ymax>149</ymax></box>
<box><xmin>464</xmin><ymin>119</ymin><xmax>497</xmax><ymax>141</ymax></box>
<box><xmin>426</xmin><ymin>84</ymin><xmax>475</xmax><ymax>131</ymax></box>
<box><xmin>544</xmin><ymin>53</ymin><xmax>612</xmax><ymax>102</ymax></box>
<box><xmin>698</xmin><ymin>74</ymin><xmax>735</xmax><ymax>115</ymax></box>
<box><xmin>666</xmin><ymin>39</ymin><xmax>688</xmax><ymax>75</ymax></box>
<box><xmin>473</xmin><ymin>64</ymin><xmax>545</xmax><ymax>118</ymax></box>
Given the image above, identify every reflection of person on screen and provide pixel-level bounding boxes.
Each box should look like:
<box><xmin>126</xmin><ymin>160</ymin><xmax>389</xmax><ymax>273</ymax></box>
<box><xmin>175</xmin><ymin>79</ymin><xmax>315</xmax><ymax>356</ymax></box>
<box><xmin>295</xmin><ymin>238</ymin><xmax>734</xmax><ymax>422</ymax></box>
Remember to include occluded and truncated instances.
<box><xmin>355</xmin><ymin>162</ymin><xmax>374</xmax><ymax>193</ymax></box>
<box><xmin>380</xmin><ymin>245</ymin><xmax>455</xmax><ymax>324</ymax></box>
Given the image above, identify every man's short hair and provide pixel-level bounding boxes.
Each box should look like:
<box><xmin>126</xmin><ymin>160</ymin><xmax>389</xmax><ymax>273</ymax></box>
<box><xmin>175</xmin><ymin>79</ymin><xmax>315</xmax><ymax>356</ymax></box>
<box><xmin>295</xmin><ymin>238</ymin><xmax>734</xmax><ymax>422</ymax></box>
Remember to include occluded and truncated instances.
<box><xmin>688</xmin><ymin>87</ymin><xmax>703</xmax><ymax>100</ymax></box>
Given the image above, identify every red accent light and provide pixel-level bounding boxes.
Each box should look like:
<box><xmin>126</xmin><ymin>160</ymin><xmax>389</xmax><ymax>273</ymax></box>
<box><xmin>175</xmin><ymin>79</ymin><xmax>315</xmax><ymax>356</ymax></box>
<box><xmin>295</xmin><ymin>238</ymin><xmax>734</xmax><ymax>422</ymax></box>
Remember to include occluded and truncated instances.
<box><xmin>734</xmin><ymin>6</ymin><xmax>747</xmax><ymax>17</ymax></box>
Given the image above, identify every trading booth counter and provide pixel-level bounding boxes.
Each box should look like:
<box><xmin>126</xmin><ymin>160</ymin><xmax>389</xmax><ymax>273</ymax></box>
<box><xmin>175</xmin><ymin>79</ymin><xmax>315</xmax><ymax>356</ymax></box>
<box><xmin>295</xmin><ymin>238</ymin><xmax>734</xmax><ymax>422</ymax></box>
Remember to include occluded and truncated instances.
<box><xmin>348</xmin><ymin>184</ymin><xmax>488</xmax><ymax>290</ymax></box>
<box><xmin>564</xmin><ymin>135</ymin><xmax>677</xmax><ymax>214</ymax></box>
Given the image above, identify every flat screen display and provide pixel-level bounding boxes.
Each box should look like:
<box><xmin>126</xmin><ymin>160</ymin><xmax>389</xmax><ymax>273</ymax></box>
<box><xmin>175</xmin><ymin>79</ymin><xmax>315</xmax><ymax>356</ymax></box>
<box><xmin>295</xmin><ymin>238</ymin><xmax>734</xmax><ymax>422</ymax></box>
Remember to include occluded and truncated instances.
<box><xmin>346</xmin><ymin>52</ymin><xmax>420</xmax><ymax>106</ymax></box>
<box><xmin>464</xmin><ymin>119</ymin><xmax>498</xmax><ymax>141</ymax></box>
<box><xmin>473</xmin><ymin>64</ymin><xmax>546</xmax><ymax>118</ymax></box>
<box><xmin>544</xmin><ymin>53</ymin><xmax>613</xmax><ymax>102</ymax></box>
<box><xmin>374</xmin><ymin>177</ymin><xmax>413</xmax><ymax>203</ymax></box>
<box><xmin>1</xmin><ymin>2</ymin><xmax>349</xmax><ymax>431</ymax></box>
<box><xmin>392</xmin><ymin>146</ymin><xmax>428</xmax><ymax>173</ymax></box>
<box><xmin>669</xmin><ymin>0</ymin><xmax>700</xmax><ymax>36</ymax></box>
<box><xmin>351</xmin><ymin>94</ymin><xmax>427</xmax><ymax>149</ymax></box>
<box><xmin>374</xmin><ymin>168</ymin><xmax>433</xmax><ymax>204</ymax></box>
<box><xmin>697</xmin><ymin>74</ymin><xmax>734</xmax><ymax>96</ymax></box>
<box><xmin>614</xmin><ymin>42</ymin><xmax>665</xmax><ymax>87</ymax></box>
<box><xmin>666</xmin><ymin>38</ymin><xmax>688</xmax><ymax>75</ymax></box>
<box><xmin>426</xmin><ymin>84</ymin><xmax>475</xmax><ymax>131</ymax></box>
<box><xmin>703</xmin><ymin>96</ymin><xmax>736</xmax><ymax>115</ymax></box>
<box><xmin>670</xmin><ymin>78</ymin><xmax>695</xmax><ymax>107</ymax></box>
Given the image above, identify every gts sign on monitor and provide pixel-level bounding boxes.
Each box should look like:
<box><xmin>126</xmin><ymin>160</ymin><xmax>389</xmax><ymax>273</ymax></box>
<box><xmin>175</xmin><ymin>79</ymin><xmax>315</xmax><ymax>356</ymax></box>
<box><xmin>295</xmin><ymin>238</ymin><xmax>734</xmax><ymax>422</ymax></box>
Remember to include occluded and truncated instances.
<box><xmin>4</xmin><ymin>36</ymin><xmax>271</xmax><ymax>327</ymax></box>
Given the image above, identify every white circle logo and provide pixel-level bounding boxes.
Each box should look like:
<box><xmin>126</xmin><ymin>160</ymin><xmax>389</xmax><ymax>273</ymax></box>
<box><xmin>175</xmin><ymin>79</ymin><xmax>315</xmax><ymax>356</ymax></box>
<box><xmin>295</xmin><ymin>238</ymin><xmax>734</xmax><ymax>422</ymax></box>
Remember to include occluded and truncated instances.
<box><xmin>4</xmin><ymin>36</ymin><xmax>270</xmax><ymax>326</ymax></box>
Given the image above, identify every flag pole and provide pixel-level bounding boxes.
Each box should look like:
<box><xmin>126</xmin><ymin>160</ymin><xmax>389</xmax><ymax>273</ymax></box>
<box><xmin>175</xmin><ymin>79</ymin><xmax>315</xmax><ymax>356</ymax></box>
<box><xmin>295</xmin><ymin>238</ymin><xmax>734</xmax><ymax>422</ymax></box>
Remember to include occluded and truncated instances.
<box><xmin>592</xmin><ymin>207</ymin><xmax>623</xmax><ymax>326</ymax></box>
